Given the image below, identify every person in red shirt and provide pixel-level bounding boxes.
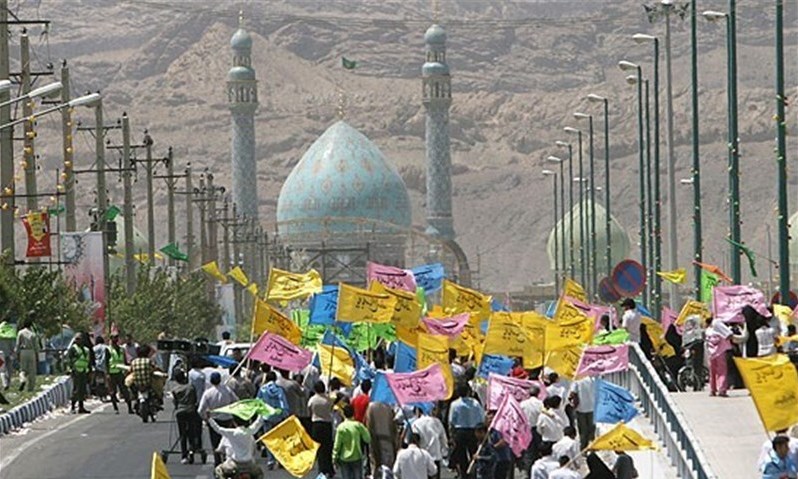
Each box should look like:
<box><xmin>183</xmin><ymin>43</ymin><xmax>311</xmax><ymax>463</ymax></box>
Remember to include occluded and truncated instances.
<box><xmin>352</xmin><ymin>379</ymin><xmax>372</xmax><ymax>423</ymax></box>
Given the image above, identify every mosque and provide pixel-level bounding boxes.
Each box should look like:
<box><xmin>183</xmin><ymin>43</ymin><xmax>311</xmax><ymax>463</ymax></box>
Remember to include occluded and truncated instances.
<box><xmin>227</xmin><ymin>17</ymin><xmax>471</xmax><ymax>287</ymax></box>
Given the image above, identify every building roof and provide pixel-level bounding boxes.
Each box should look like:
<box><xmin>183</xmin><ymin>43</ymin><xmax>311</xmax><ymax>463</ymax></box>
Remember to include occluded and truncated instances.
<box><xmin>425</xmin><ymin>24</ymin><xmax>446</xmax><ymax>45</ymax></box>
<box><xmin>276</xmin><ymin>120</ymin><xmax>412</xmax><ymax>236</ymax></box>
<box><xmin>227</xmin><ymin>65</ymin><xmax>255</xmax><ymax>81</ymax></box>
<box><xmin>230</xmin><ymin>28</ymin><xmax>252</xmax><ymax>50</ymax></box>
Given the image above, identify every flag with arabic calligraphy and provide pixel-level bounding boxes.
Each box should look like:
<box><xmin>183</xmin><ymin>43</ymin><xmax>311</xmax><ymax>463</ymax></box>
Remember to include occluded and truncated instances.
<box><xmin>248</xmin><ymin>332</ymin><xmax>313</xmax><ymax>372</ymax></box>
<box><xmin>367</xmin><ymin>261</ymin><xmax>417</xmax><ymax>292</ymax></box>
<box><xmin>734</xmin><ymin>354</ymin><xmax>798</xmax><ymax>431</ymax></box>
<box><xmin>265</xmin><ymin>268</ymin><xmax>322</xmax><ymax>302</ymax></box>
<box><xmin>490</xmin><ymin>394</ymin><xmax>532</xmax><ymax>457</ymax></box>
<box><xmin>575</xmin><ymin>344</ymin><xmax>629</xmax><ymax>378</ymax></box>
<box><xmin>336</xmin><ymin>282</ymin><xmax>397</xmax><ymax>323</ymax></box>
<box><xmin>385</xmin><ymin>363</ymin><xmax>449</xmax><ymax>405</ymax></box>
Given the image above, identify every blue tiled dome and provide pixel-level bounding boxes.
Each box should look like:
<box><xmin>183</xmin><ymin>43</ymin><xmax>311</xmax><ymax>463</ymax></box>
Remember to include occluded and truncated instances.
<box><xmin>425</xmin><ymin>24</ymin><xmax>446</xmax><ymax>45</ymax></box>
<box><xmin>422</xmin><ymin>62</ymin><xmax>449</xmax><ymax>76</ymax></box>
<box><xmin>277</xmin><ymin>121</ymin><xmax>412</xmax><ymax>235</ymax></box>
<box><xmin>230</xmin><ymin>28</ymin><xmax>252</xmax><ymax>50</ymax></box>
<box><xmin>227</xmin><ymin>65</ymin><xmax>255</xmax><ymax>81</ymax></box>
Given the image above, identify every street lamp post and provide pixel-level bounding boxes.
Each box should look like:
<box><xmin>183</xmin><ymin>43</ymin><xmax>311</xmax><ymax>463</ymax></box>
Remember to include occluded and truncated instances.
<box><xmin>620</xmin><ymin>61</ymin><xmax>648</xmax><ymax>304</ymax></box>
<box><xmin>575</xmin><ymin>112</ymin><xmax>598</xmax><ymax>296</ymax></box>
<box><xmin>547</xmin><ymin>155</ymin><xmax>567</xmax><ymax>286</ymax></box>
<box><xmin>587</xmin><ymin>94</ymin><xmax>612</xmax><ymax>280</ymax></box>
<box><xmin>556</xmin><ymin>141</ymin><xmax>576</xmax><ymax>280</ymax></box>
<box><xmin>704</xmin><ymin>5</ymin><xmax>741</xmax><ymax>284</ymax></box>
<box><xmin>690</xmin><ymin>0</ymin><xmax>703</xmax><ymax>299</ymax></box>
<box><xmin>565</xmin><ymin>127</ymin><xmax>586</xmax><ymax>291</ymax></box>
<box><xmin>633</xmin><ymin>33</ymin><xmax>664</xmax><ymax>314</ymax></box>
<box><xmin>775</xmin><ymin>0</ymin><xmax>789</xmax><ymax>303</ymax></box>
<box><xmin>543</xmin><ymin>169</ymin><xmax>560</xmax><ymax>293</ymax></box>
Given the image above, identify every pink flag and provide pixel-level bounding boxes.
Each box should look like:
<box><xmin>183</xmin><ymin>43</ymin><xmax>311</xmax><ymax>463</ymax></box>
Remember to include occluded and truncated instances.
<box><xmin>661</xmin><ymin>307</ymin><xmax>681</xmax><ymax>334</ymax></box>
<box><xmin>386</xmin><ymin>363</ymin><xmax>449</xmax><ymax>405</ymax></box>
<box><xmin>367</xmin><ymin>261</ymin><xmax>417</xmax><ymax>292</ymax></box>
<box><xmin>422</xmin><ymin>313</ymin><xmax>470</xmax><ymax>337</ymax></box>
<box><xmin>575</xmin><ymin>344</ymin><xmax>629</xmax><ymax>377</ymax></box>
<box><xmin>491</xmin><ymin>394</ymin><xmax>532</xmax><ymax>457</ymax></box>
<box><xmin>487</xmin><ymin>373</ymin><xmax>547</xmax><ymax>410</ymax></box>
<box><xmin>247</xmin><ymin>332</ymin><xmax>313</xmax><ymax>372</ymax></box>
<box><xmin>586</xmin><ymin>304</ymin><xmax>616</xmax><ymax>331</ymax></box>
<box><xmin>712</xmin><ymin>285</ymin><xmax>771</xmax><ymax>324</ymax></box>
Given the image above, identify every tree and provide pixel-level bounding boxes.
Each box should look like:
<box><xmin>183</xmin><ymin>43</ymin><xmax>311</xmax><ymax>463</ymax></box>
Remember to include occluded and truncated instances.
<box><xmin>110</xmin><ymin>266</ymin><xmax>221</xmax><ymax>344</ymax></box>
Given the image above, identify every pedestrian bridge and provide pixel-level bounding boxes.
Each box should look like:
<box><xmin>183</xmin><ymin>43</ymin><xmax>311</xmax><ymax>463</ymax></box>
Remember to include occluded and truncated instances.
<box><xmin>609</xmin><ymin>345</ymin><xmax>767</xmax><ymax>479</ymax></box>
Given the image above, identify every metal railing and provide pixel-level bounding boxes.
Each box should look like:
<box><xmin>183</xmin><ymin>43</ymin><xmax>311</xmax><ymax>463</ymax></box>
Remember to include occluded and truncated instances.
<box><xmin>606</xmin><ymin>343</ymin><xmax>717</xmax><ymax>479</ymax></box>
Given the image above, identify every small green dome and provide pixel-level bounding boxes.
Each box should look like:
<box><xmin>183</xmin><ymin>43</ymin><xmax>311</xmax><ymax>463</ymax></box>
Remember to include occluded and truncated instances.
<box><xmin>230</xmin><ymin>28</ymin><xmax>252</xmax><ymax>50</ymax></box>
<box><xmin>227</xmin><ymin>66</ymin><xmax>255</xmax><ymax>81</ymax></box>
<box><xmin>422</xmin><ymin>62</ymin><xmax>449</xmax><ymax>76</ymax></box>
<box><xmin>425</xmin><ymin>24</ymin><xmax>446</xmax><ymax>45</ymax></box>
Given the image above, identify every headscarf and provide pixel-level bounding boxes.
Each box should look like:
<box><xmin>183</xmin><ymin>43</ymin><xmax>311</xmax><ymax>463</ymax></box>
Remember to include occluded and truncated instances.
<box><xmin>585</xmin><ymin>452</ymin><xmax>616</xmax><ymax>479</ymax></box>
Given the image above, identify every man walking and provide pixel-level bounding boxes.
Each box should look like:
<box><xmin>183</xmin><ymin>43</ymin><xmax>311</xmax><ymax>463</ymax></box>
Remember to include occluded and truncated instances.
<box><xmin>68</xmin><ymin>332</ymin><xmax>91</xmax><ymax>414</ymax></box>
<box><xmin>569</xmin><ymin>376</ymin><xmax>596</xmax><ymax>449</ymax></box>
<box><xmin>107</xmin><ymin>333</ymin><xmax>131</xmax><ymax>414</ymax></box>
<box><xmin>199</xmin><ymin>371</ymin><xmax>239</xmax><ymax>466</ymax></box>
<box><xmin>15</xmin><ymin>319</ymin><xmax>39</xmax><ymax>392</ymax></box>
<box><xmin>448</xmin><ymin>384</ymin><xmax>485</xmax><ymax>479</ymax></box>
<box><xmin>333</xmin><ymin>404</ymin><xmax>371</xmax><ymax>479</ymax></box>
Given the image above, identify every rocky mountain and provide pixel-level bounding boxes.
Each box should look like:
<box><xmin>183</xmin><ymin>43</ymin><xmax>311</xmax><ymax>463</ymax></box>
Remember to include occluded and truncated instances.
<box><xmin>9</xmin><ymin>0</ymin><xmax>798</xmax><ymax>292</ymax></box>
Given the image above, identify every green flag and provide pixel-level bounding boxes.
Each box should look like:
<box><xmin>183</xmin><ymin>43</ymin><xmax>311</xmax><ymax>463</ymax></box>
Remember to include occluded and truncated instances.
<box><xmin>342</xmin><ymin>57</ymin><xmax>357</xmax><ymax>70</ymax></box>
<box><xmin>725</xmin><ymin>237</ymin><xmax>758</xmax><ymax>277</ymax></box>
<box><xmin>160</xmin><ymin>243</ymin><xmax>189</xmax><ymax>262</ymax></box>
<box><xmin>0</xmin><ymin>321</ymin><xmax>17</xmax><ymax>339</ymax></box>
<box><xmin>212</xmin><ymin>398</ymin><xmax>280</xmax><ymax>421</ymax></box>
<box><xmin>104</xmin><ymin>205</ymin><xmax>121</xmax><ymax>221</ymax></box>
<box><xmin>48</xmin><ymin>204</ymin><xmax>65</xmax><ymax>216</ymax></box>
<box><xmin>592</xmin><ymin>328</ymin><xmax>630</xmax><ymax>345</ymax></box>
<box><xmin>294</xmin><ymin>309</ymin><xmax>325</xmax><ymax>347</ymax></box>
<box><xmin>700</xmin><ymin>270</ymin><xmax>720</xmax><ymax>303</ymax></box>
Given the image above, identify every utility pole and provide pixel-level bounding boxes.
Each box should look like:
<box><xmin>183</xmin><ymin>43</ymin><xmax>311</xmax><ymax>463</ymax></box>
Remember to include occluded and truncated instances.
<box><xmin>0</xmin><ymin>0</ymin><xmax>13</xmax><ymax>260</ymax></box>
<box><xmin>20</xmin><ymin>30</ymin><xmax>38</xmax><ymax>213</ymax></box>
<box><xmin>166</xmin><ymin>147</ymin><xmax>175</xmax><ymax>266</ymax></box>
<box><xmin>143</xmin><ymin>132</ymin><xmax>155</xmax><ymax>265</ymax></box>
<box><xmin>61</xmin><ymin>62</ymin><xmax>76</xmax><ymax>231</ymax></box>
<box><xmin>121</xmin><ymin>113</ymin><xmax>135</xmax><ymax>294</ymax></box>
<box><xmin>207</xmin><ymin>173</ymin><xmax>219</xmax><ymax>265</ymax></box>
<box><xmin>196</xmin><ymin>176</ymin><xmax>208</xmax><ymax>264</ymax></box>
<box><xmin>94</xmin><ymin>98</ymin><xmax>110</xmax><ymax>330</ymax></box>
<box><xmin>185</xmin><ymin>165</ymin><xmax>194</xmax><ymax>270</ymax></box>
<box><xmin>231</xmin><ymin>203</ymin><xmax>242</xmax><ymax>323</ymax></box>
<box><xmin>222</xmin><ymin>199</ymin><xmax>231</xmax><ymax>272</ymax></box>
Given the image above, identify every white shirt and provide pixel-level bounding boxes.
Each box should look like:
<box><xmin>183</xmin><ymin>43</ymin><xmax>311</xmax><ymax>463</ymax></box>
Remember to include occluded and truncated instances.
<box><xmin>569</xmin><ymin>377</ymin><xmax>596</xmax><ymax>414</ymax></box>
<box><xmin>622</xmin><ymin>309</ymin><xmax>642</xmax><ymax>343</ymax></box>
<box><xmin>209</xmin><ymin>417</ymin><xmax>263</xmax><ymax>463</ymax></box>
<box><xmin>411</xmin><ymin>415</ymin><xmax>448</xmax><ymax>461</ymax></box>
<box><xmin>757</xmin><ymin>435</ymin><xmax>798</xmax><ymax>471</ymax></box>
<box><xmin>393</xmin><ymin>444</ymin><xmax>437</xmax><ymax>479</ymax></box>
<box><xmin>552</xmin><ymin>436</ymin><xmax>580</xmax><ymax>465</ymax></box>
<box><xmin>756</xmin><ymin>327</ymin><xmax>777</xmax><ymax>357</ymax></box>
<box><xmin>198</xmin><ymin>384</ymin><xmax>239</xmax><ymax>421</ymax></box>
<box><xmin>549</xmin><ymin>466</ymin><xmax>581</xmax><ymax>479</ymax></box>
<box><xmin>520</xmin><ymin>396</ymin><xmax>544</xmax><ymax>427</ymax></box>
<box><xmin>531</xmin><ymin>456</ymin><xmax>559</xmax><ymax>479</ymax></box>
<box><xmin>537</xmin><ymin>409</ymin><xmax>566</xmax><ymax>442</ymax></box>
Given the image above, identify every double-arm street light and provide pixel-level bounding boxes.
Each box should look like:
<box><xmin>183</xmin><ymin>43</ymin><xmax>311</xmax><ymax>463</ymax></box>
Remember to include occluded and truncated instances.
<box><xmin>547</xmin><ymin>155</ymin><xmax>567</xmax><ymax>285</ymax></box>
<box><xmin>574</xmin><ymin>111</ymin><xmax>598</xmax><ymax>296</ymax></box>
<box><xmin>564</xmin><ymin>126</ymin><xmax>587</xmax><ymax>291</ymax></box>
<box><xmin>704</xmin><ymin>5</ymin><xmax>741</xmax><ymax>285</ymax></box>
<box><xmin>542</xmin><ymin>169</ymin><xmax>560</xmax><ymax>293</ymax></box>
<box><xmin>556</xmin><ymin>140</ymin><xmax>576</xmax><ymax>281</ymax></box>
<box><xmin>586</xmin><ymin>93</ymin><xmax>612</xmax><ymax>281</ymax></box>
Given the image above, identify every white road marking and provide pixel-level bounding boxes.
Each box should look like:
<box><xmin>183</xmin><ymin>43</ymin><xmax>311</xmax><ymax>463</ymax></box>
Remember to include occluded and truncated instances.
<box><xmin>0</xmin><ymin>403</ymin><xmax>111</xmax><ymax>471</ymax></box>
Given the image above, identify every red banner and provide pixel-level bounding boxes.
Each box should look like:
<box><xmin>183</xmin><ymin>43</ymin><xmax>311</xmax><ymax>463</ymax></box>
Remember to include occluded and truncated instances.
<box><xmin>22</xmin><ymin>211</ymin><xmax>51</xmax><ymax>257</ymax></box>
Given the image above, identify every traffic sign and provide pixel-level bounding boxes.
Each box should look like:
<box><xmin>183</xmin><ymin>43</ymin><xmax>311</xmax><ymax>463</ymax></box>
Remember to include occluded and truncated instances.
<box><xmin>611</xmin><ymin>259</ymin><xmax>646</xmax><ymax>297</ymax></box>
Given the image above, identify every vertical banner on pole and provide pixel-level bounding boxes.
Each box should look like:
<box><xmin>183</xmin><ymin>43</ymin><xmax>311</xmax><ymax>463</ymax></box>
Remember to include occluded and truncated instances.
<box><xmin>61</xmin><ymin>232</ymin><xmax>106</xmax><ymax>336</ymax></box>
<box><xmin>216</xmin><ymin>283</ymin><xmax>236</xmax><ymax>340</ymax></box>
<box><xmin>22</xmin><ymin>211</ymin><xmax>51</xmax><ymax>257</ymax></box>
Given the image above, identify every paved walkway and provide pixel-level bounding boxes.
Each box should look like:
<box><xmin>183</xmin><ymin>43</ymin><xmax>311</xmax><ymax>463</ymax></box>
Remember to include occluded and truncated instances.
<box><xmin>670</xmin><ymin>389</ymin><xmax>768</xmax><ymax>479</ymax></box>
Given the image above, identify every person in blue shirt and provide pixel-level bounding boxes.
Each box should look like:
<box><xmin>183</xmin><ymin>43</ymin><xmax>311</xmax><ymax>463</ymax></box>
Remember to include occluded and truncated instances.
<box><xmin>448</xmin><ymin>384</ymin><xmax>485</xmax><ymax>479</ymax></box>
<box><xmin>255</xmin><ymin>371</ymin><xmax>288</xmax><ymax>469</ymax></box>
<box><xmin>486</xmin><ymin>410</ymin><xmax>513</xmax><ymax>479</ymax></box>
<box><xmin>762</xmin><ymin>436</ymin><xmax>798</xmax><ymax>479</ymax></box>
<box><xmin>473</xmin><ymin>423</ymin><xmax>496</xmax><ymax>479</ymax></box>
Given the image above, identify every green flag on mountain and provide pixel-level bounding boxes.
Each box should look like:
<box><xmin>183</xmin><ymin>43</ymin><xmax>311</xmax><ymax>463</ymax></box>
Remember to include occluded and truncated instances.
<box><xmin>342</xmin><ymin>57</ymin><xmax>357</xmax><ymax>70</ymax></box>
<box><xmin>212</xmin><ymin>398</ymin><xmax>280</xmax><ymax>421</ymax></box>
<box><xmin>725</xmin><ymin>237</ymin><xmax>758</xmax><ymax>277</ymax></box>
<box><xmin>104</xmin><ymin>205</ymin><xmax>121</xmax><ymax>221</ymax></box>
<box><xmin>700</xmin><ymin>270</ymin><xmax>720</xmax><ymax>303</ymax></box>
<box><xmin>159</xmin><ymin>243</ymin><xmax>188</xmax><ymax>262</ymax></box>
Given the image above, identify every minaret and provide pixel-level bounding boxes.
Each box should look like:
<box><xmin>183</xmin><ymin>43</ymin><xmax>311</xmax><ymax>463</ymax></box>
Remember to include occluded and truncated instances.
<box><xmin>422</xmin><ymin>23</ymin><xmax>454</xmax><ymax>240</ymax></box>
<box><xmin>227</xmin><ymin>13</ymin><xmax>259</xmax><ymax>219</ymax></box>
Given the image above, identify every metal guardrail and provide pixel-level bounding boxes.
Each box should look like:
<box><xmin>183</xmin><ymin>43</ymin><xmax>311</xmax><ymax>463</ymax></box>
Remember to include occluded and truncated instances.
<box><xmin>606</xmin><ymin>343</ymin><xmax>717</xmax><ymax>479</ymax></box>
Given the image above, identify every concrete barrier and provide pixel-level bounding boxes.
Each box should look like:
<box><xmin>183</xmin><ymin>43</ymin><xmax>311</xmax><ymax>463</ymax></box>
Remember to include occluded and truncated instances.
<box><xmin>0</xmin><ymin>375</ymin><xmax>73</xmax><ymax>435</ymax></box>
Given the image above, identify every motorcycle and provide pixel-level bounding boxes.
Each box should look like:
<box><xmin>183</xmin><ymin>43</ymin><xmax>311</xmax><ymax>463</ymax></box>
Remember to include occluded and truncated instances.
<box><xmin>677</xmin><ymin>339</ymin><xmax>707</xmax><ymax>392</ymax></box>
<box><xmin>135</xmin><ymin>387</ymin><xmax>160</xmax><ymax>423</ymax></box>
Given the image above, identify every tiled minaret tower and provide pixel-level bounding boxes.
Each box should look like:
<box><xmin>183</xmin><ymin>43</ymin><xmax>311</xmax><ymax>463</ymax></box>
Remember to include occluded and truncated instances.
<box><xmin>227</xmin><ymin>13</ymin><xmax>259</xmax><ymax>219</ymax></box>
<box><xmin>422</xmin><ymin>23</ymin><xmax>454</xmax><ymax>240</ymax></box>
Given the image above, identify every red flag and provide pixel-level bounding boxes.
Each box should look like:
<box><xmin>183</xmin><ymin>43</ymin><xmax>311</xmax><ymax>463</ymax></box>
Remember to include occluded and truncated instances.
<box><xmin>693</xmin><ymin>261</ymin><xmax>733</xmax><ymax>283</ymax></box>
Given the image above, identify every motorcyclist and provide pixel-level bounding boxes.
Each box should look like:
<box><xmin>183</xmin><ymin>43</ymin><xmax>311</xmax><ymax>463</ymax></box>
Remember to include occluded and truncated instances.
<box><xmin>127</xmin><ymin>344</ymin><xmax>162</xmax><ymax>409</ymax></box>
<box><xmin>209</xmin><ymin>414</ymin><xmax>265</xmax><ymax>479</ymax></box>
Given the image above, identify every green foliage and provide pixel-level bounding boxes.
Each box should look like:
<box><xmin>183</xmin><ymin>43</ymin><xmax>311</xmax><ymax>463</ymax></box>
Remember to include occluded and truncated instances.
<box><xmin>0</xmin><ymin>259</ymin><xmax>91</xmax><ymax>336</ymax></box>
<box><xmin>110</xmin><ymin>266</ymin><xmax>221</xmax><ymax>343</ymax></box>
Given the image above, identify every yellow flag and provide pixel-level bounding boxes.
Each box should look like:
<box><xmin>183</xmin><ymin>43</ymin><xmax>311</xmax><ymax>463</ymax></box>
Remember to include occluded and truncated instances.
<box><xmin>776</xmin><ymin>335</ymin><xmax>798</xmax><ymax>347</ymax></box>
<box><xmin>259</xmin><ymin>415</ymin><xmax>319</xmax><ymax>477</ymax></box>
<box><xmin>544</xmin><ymin>345</ymin><xmax>583</xmax><ymax>380</ymax></box>
<box><xmin>553</xmin><ymin>298</ymin><xmax>590</xmax><ymax>324</ymax></box>
<box><xmin>640</xmin><ymin>316</ymin><xmax>676</xmax><ymax>357</ymax></box>
<box><xmin>151</xmin><ymin>451</ymin><xmax>171</xmax><ymax>479</ymax></box>
<box><xmin>442</xmin><ymin>280</ymin><xmax>492</xmax><ymax>322</ymax></box>
<box><xmin>589</xmin><ymin>423</ymin><xmax>658</xmax><ymax>451</ymax></box>
<box><xmin>246</xmin><ymin>283</ymin><xmax>259</xmax><ymax>297</ymax></box>
<box><xmin>521</xmin><ymin>312</ymin><xmax>548</xmax><ymax>369</ymax></box>
<box><xmin>546</xmin><ymin>306</ymin><xmax>593</xmax><ymax>351</ymax></box>
<box><xmin>265</xmin><ymin>268</ymin><xmax>323</xmax><ymax>302</ymax></box>
<box><xmin>656</xmin><ymin>268</ymin><xmax>687</xmax><ymax>285</ymax></box>
<box><xmin>734</xmin><ymin>354</ymin><xmax>798</xmax><ymax>432</ymax></box>
<box><xmin>318</xmin><ymin>344</ymin><xmax>355</xmax><ymax>386</ymax></box>
<box><xmin>336</xmin><ymin>282</ymin><xmax>397</xmax><ymax>323</ymax></box>
<box><xmin>228</xmin><ymin>266</ymin><xmax>249</xmax><ymax>287</ymax></box>
<box><xmin>369</xmin><ymin>281</ymin><xmax>422</xmax><ymax>329</ymax></box>
<box><xmin>417</xmin><ymin>332</ymin><xmax>454</xmax><ymax>398</ymax></box>
<box><xmin>562</xmin><ymin>278</ymin><xmax>587</xmax><ymax>302</ymax></box>
<box><xmin>134</xmin><ymin>253</ymin><xmax>164</xmax><ymax>263</ymax></box>
<box><xmin>252</xmin><ymin>299</ymin><xmax>301</xmax><ymax>344</ymax></box>
<box><xmin>396</xmin><ymin>325</ymin><xmax>420</xmax><ymax>348</ymax></box>
<box><xmin>483</xmin><ymin>311</ymin><xmax>546</xmax><ymax>367</ymax></box>
<box><xmin>676</xmin><ymin>299</ymin><xmax>710</xmax><ymax>326</ymax></box>
<box><xmin>774</xmin><ymin>304</ymin><xmax>793</xmax><ymax>327</ymax></box>
<box><xmin>200</xmin><ymin>261</ymin><xmax>227</xmax><ymax>283</ymax></box>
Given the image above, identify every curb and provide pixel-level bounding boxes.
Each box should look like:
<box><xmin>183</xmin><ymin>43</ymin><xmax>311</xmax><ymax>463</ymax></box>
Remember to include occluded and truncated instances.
<box><xmin>0</xmin><ymin>375</ymin><xmax>73</xmax><ymax>435</ymax></box>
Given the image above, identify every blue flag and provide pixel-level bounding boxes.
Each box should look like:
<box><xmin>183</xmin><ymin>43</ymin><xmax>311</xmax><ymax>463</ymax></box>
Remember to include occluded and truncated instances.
<box><xmin>394</xmin><ymin>341</ymin><xmax>417</xmax><ymax>373</ymax></box>
<box><xmin>636</xmin><ymin>303</ymin><xmax>652</xmax><ymax>318</ymax></box>
<box><xmin>594</xmin><ymin>378</ymin><xmax>638</xmax><ymax>424</ymax></box>
<box><xmin>491</xmin><ymin>298</ymin><xmax>510</xmax><ymax>312</ymax></box>
<box><xmin>370</xmin><ymin>371</ymin><xmax>397</xmax><ymax>405</ymax></box>
<box><xmin>477</xmin><ymin>354</ymin><xmax>514</xmax><ymax>378</ymax></box>
<box><xmin>545</xmin><ymin>301</ymin><xmax>557</xmax><ymax>318</ymax></box>
<box><xmin>411</xmin><ymin>263</ymin><xmax>445</xmax><ymax>294</ymax></box>
<box><xmin>309</xmin><ymin>285</ymin><xmax>338</xmax><ymax>325</ymax></box>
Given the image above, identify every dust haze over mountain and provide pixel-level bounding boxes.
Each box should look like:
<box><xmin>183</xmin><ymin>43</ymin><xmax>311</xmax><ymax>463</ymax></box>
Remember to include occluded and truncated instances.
<box><xmin>10</xmin><ymin>0</ymin><xmax>798</xmax><ymax>292</ymax></box>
